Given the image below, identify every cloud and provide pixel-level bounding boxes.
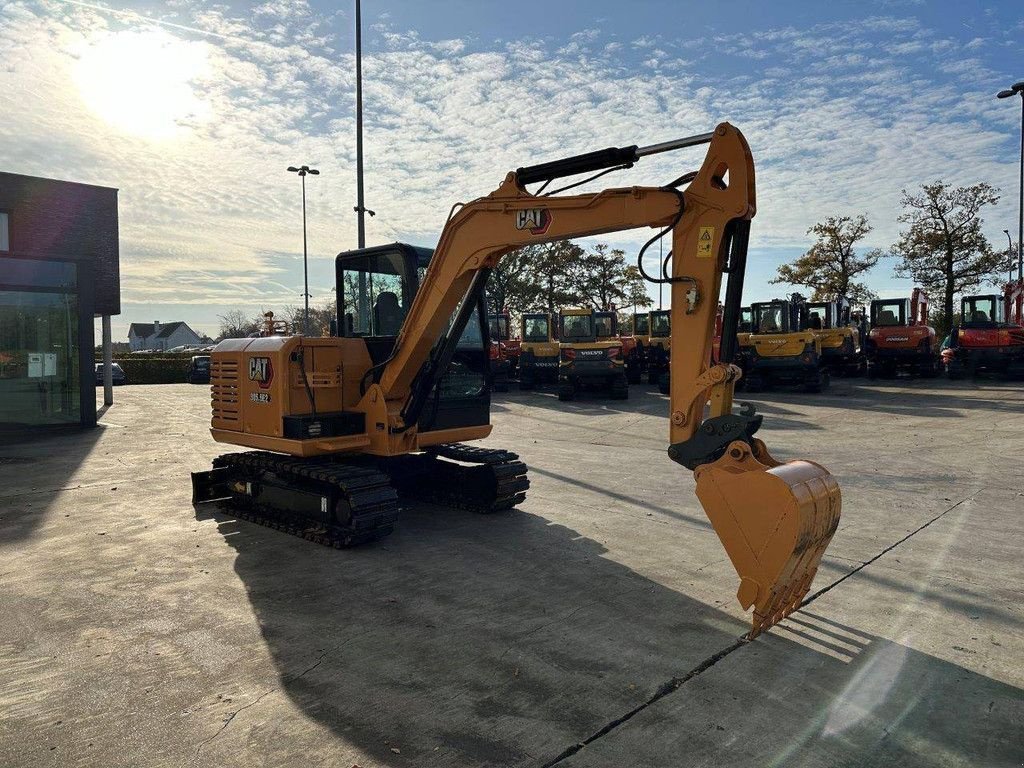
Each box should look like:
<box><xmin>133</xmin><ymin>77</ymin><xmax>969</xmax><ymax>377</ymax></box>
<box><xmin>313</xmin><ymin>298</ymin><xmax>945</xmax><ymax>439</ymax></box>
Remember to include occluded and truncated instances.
<box><xmin>2</xmin><ymin>1</ymin><xmax>1021</xmax><ymax>334</ymax></box>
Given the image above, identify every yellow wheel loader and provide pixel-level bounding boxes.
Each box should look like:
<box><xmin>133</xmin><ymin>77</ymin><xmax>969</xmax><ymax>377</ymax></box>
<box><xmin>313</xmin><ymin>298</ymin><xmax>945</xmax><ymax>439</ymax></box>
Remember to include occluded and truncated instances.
<box><xmin>518</xmin><ymin>312</ymin><xmax>559</xmax><ymax>389</ymax></box>
<box><xmin>557</xmin><ymin>308</ymin><xmax>629</xmax><ymax>400</ymax></box>
<box><xmin>191</xmin><ymin>124</ymin><xmax>840</xmax><ymax>637</ymax></box>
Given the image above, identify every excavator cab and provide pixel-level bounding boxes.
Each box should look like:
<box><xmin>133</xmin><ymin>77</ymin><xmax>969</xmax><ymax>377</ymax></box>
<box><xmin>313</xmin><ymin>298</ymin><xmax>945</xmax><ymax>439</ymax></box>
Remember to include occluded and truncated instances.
<box><xmin>866</xmin><ymin>290</ymin><xmax>938</xmax><ymax>378</ymax></box>
<box><xmin>518</xmin><ymin>312</ymin><xmax>559</xmax><ymax>389</ymax></box>
<box><xmin>558</xmin><ymin>308</ymin><xmax>629</xmax><ymax>401</ymax></box>
<box><xmin>644</xmin><ymin>309</ymin><xmax>671</xmax><ymax>386</ymax></box>
<box><xmin>746</xmin><ymin>296</ymin><xmax>828</xmax><ymax>392</ymax></box>
<box><xmin>338</xmin><ymin>243</ymin><xmax>492</xmax><ymax>431</ymax></box>
<box><xmin>943</xmin><ymin>294</ymin><xmax>1024</xmax><ymax>379</ymax></box>
<box><xmin>961</xmin><ymin>295</ymin><xmax>1003</xmax><ymax>327</ymax></box>
<box><xmin>806</xmin><ymin>297</ymin><xmax>866</xmax><ymax>376</ymax></box>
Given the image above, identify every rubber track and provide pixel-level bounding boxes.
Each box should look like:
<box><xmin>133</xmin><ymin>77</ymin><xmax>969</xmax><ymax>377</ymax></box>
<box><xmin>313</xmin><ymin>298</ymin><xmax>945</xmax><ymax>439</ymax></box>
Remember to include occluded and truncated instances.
<box><xmin>400</xmin><ymin>443</ymin><xmax>530</xmax><ymax>514</ymax></box>
<box><xmin>212</xmin><ymin>451</ymin><xmax>400</xmax><ymax>547</ymax></box>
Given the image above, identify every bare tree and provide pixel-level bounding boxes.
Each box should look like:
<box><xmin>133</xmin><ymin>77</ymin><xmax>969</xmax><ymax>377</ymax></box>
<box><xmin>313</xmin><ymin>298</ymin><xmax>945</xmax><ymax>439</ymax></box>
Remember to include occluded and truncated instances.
<box><xmin>217</xmin><ymin>309</ymin><xmax>261</xmax><ymax>340</ymax></box>
<box><xmin>891</xmin><ymin>181</ymin><xmax>1009</xmax><ymax>324</ymax></box>
<box><xmin>772</xmin><ymin>215</ymin><xmax>881</xmax><ymax>303</ymax></box>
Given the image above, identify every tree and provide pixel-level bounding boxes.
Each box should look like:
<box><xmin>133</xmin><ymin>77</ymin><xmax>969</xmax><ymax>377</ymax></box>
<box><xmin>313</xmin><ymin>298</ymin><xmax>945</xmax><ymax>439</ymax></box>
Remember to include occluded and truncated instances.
<box><xmin>521</xmin><ymin>240</ymin><xmax>586</xmax><ymax>313</ymax></box>
<box><xmin>281</xmin><ymin>301</ymin><xmax>336</xmax><ymax>337</ymax></box>
<box><xmin>487</xmin><ymin>248</ymin><xmax>537</xmax><ymax>316</ymax></box>
<box><xmin>772</xmin><ymin>215</ymin><xmax>881</xmax><ymax>303</ymax></box>
<box><xmin>217</xmin><ymin>309</ymin><xmax>261</xmax><ymax>340</ymax></box>
<box><xmin>890</xmin><ymin>181</ymin><xmax>1008</xmax><ymax>325</ymax></box>
<box><xmin>621</xmin><ymin>265</ymin><xmax>653</xmax><ymax>310</ymax></box>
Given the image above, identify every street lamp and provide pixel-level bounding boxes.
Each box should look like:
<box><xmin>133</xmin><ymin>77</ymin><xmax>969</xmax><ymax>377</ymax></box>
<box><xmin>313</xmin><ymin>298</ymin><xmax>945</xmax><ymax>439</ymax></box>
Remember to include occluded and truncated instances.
<box><xmin>997</xmin><ymin>81</ymin><xmax>1024</xmax><ymax>282</ymax></box>
<box><xmin>354</xmin><ymin>0</ymin><xmax>375</xmax><ymax>248</ymax></box>
<box><xmin>1005</xmin><ymin>229</ymin><xmax>1014</xmax><ymax>283</ymax></box>
<box><xmin>287</xmin><ymin>164</ymin><xmax>320</xmax><ymax>335</ymax></box>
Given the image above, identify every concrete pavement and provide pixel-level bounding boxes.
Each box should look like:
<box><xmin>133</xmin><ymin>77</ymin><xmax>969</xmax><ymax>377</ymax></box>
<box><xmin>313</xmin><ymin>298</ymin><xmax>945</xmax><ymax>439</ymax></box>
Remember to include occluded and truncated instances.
<box><xmin>0</xmin><ymin>379</ymin><xmax>1021</xmax><ymax>767</ymax></box>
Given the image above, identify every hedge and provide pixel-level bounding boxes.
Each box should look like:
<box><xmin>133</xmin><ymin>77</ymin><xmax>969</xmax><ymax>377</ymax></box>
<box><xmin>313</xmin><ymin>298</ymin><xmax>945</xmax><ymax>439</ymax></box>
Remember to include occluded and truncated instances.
<box><xmin>104</xmin><ymin>357</ymin><xmax>193</xmax><ymax>385</ymax></box>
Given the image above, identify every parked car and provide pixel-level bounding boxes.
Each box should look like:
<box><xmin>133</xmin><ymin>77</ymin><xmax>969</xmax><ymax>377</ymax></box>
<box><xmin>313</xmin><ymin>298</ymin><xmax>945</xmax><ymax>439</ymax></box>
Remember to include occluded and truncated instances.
<box><xmin>95</xmin><ymin>362</ymin><xmax>127</xmax><ymax>385</ymax></box>
<box><xmin>186</xmin><ymin>355</ymin><xmax>211</xmax><ymax>384</ymax></box>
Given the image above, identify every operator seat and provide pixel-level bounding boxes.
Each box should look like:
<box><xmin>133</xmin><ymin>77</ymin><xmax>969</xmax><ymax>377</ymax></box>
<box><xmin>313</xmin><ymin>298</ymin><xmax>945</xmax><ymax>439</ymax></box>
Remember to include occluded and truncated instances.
<box><xmin>374</xmin><ymin>292</ymin><xmax>403</xmax><ymax>336</ymax></box>
<box><xmin>878</xmin><ymin>310</ymin><xmax>897</xmax><ymax>326</ymax></box>
<box><xmin>972</xmin><ymin>311</ymin><xmax>989</xmax><ymax>323</ymax></box>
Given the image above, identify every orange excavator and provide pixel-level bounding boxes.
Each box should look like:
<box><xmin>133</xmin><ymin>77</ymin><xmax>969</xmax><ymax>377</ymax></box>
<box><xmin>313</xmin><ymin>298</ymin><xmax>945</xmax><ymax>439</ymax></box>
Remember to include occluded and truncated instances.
<box><xmin>942</xmin><ymin>282</ymin><xmax>1024</xmax><ymax>379</ymax></box>
<box><xmin>191</xmin><ymin>124</ymin><xmax>840</xmax><ymax>637</ymax></box>
<box><xmin>865</xmin><ymin>288</ymin><xmax>939</xmax><ymax>378</ymax></box>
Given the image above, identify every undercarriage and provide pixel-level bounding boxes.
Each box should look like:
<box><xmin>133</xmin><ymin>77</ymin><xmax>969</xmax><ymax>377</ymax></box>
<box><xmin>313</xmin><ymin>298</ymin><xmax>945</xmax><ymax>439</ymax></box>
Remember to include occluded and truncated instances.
<box><xmin>192</xmin><ymin>443</ymin><xmax>530</xmax><ymax>546</ymax></box>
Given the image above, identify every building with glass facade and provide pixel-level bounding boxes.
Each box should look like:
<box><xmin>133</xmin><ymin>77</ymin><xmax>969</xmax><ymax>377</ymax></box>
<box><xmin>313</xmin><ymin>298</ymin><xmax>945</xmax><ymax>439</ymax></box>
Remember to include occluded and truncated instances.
<box><xmin>0</xmin><ymin>172</ymin><xmax>119</xmax><ymax>432</ymax></box>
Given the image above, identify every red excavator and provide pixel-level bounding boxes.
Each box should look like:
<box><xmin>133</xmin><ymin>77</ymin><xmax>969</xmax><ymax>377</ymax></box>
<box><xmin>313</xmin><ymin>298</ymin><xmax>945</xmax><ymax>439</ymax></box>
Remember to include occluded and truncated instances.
<box><xmin>865</xmin><ymin>288</ymin><xmax>939</xmax><ymax>378</ymax></box>
<box><xmin>942</xmin><ymin>281</ymin><xmax>1024</xmax><ymax>379</ymax></box>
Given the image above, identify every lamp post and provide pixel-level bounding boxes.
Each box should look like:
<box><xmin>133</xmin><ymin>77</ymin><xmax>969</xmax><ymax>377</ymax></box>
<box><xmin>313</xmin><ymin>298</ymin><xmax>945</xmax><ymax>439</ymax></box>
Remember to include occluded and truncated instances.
<box><xmin>1005</xmin><ymin>229</ymin><xmax>1014</xmax><ymax>283</ymax></box>
<box><xmin>997</xmin><ymin>81</ymin><xmax>1024</xmax><ymax>282</ymax></box>
<box><xmin>286</xmin><ymin>164</ymin><xmax>319</xmax><ymax>334</ymax></box>
<box><xmin>353</xmin><ymin>0</ymin><xmax>375</xmax><ymax>248</ymax></box>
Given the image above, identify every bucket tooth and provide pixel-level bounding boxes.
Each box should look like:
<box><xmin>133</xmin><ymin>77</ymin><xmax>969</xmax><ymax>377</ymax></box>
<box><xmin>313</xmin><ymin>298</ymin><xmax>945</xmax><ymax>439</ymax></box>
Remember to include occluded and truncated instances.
<box><xmin>694</xmin><ymin>440</ymin><xmax>841</xmax><ymax>637</ymax></box>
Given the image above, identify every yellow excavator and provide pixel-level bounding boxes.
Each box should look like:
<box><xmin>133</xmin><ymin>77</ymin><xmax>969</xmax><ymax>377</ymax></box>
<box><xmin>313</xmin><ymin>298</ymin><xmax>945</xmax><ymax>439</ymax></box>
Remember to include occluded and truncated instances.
<box><xmin>557</xmin><ymin>307</ymin><xmax>629</xmax><ymax>400</ymax></box>
<box><xmin>191</xmin><ymin>124</ymin><xmax>840</xmax><ymax>637</ymax></box>
<box><xmin>517</xmin><ymin>312</ymin><xmax>559</xmax><ymax>389</ymax></box>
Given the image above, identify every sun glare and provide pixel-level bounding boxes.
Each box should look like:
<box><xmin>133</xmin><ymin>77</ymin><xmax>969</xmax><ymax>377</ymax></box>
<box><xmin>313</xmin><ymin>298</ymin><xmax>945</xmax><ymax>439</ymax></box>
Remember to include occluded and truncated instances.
<box><xmin>73</xmin><ymin>29</ymin><xmax>211</xmax><ymax>140</ymax></box>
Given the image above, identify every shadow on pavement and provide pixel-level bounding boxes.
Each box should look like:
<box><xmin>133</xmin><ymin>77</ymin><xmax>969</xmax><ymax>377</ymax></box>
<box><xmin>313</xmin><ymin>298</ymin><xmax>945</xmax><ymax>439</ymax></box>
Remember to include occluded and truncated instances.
<box><xmin>199</xmin><ymin>498</ymin><xmax>1023</xmax><ymax>768</ymax></box>
<box><xmin>0</xmin><ymin>424</ymin><xmax>105</xmax><ymax>543</ymax></box>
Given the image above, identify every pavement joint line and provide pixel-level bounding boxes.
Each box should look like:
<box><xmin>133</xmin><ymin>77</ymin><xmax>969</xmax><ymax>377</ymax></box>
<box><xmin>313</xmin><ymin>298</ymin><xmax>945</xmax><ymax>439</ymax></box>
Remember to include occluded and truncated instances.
<box><xmin>538</xmin><ymin>635</ymin><xmax>749</xmax><ymax>768</ymax></box>
<box><xmin>539</xmin><ymin>491</ymin><xmax>979</xmax><ymax>768</ymax></box>
<box><xmin>798</xmin><ymin>491</ymin><xmax>979</xmax><ymax>610</ymax></box>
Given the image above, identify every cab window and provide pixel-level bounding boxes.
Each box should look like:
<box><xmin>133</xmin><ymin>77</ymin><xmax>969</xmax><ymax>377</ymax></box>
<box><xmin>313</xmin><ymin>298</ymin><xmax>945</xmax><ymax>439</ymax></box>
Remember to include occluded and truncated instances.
<box><xmin>594</xmin><ymin>313</ymin><xmax>616</xmax><ymax>338</ymax></box>
<box><xmin>739</xmin><ymin>308</ymin><xmax>753</xmax><ymax>333</ymax></box>
<box><xmin>754</xmin><ymin>304</ymin><xmax>786</xmax><ymax>333</ymax></box>
<box><xmin>340</xmin><ymin>250</ymin><xmax>411</xmax><ymax>336</ymax></box>
<box><xmin>488</xmin><ymin>315</ymin><xmax>510</xmax><ymax>341</ymax></box>
<box><xmin>634</xmin><ymin>313</ymin><xmax>650</xmax><ymax>335</ymax></box>
<box><xmin>522</xmin><ymin>315</ymin><xmax>550</xmax><ymax>342</ymax></box>
<box><xmin>807</xmin><ymin>304</ymin><xmax>830</xmax><ymax>330</ymax></box>
<box><xmin>561</xmin><ymin>314</ymin><xmax>593</xmax><ymax>340</ymax></box>
<box><xmin>650</xmin><ymin>311</ymin><xmax>670</xmax><ymax>337</ymax></box>
<box><xmin>962</xmin><ymin>296</ymin><xmax>1001</xmax><ymax>325</ymax></box>
<box><xmin>872</xmin><ymin>301</ymin><xmax>906</xmax><ymax>327</ymax></box>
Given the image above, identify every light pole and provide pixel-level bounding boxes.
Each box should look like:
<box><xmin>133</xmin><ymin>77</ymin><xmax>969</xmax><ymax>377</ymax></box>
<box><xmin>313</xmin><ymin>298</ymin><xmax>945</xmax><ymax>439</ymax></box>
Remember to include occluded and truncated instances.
<box><xmin>1005</xmin><ymin>229</ymin><xmax>1014</xmax><ymax>283</ymax></box>
<box><xmin>353</xmin><ymin>0</ymin><xmax>375</xmax><ymax>248</ymax></box>
<box><xmin>287</xmin><ymin>164</ymin><xmax>319</xmax><ymax>334</ymax></box>
<box><xmin>997</xmin><ymin>81</ymin><xmax>1024</xmax><ymax>282</ymax></box>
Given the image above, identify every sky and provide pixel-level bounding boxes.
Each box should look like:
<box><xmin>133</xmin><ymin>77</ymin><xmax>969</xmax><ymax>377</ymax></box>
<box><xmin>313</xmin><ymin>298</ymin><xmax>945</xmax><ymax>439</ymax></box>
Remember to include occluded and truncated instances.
<box><xmin>0</xmin><ymin>0</ymin><xmax>1021</xmax><ymax>341</ymax></box>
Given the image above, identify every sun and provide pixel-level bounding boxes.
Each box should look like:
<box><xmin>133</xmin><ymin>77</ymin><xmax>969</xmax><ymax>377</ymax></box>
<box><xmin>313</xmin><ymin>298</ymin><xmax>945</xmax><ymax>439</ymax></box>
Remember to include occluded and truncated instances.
<box><xmin>73</xmin><ymin>28</ymin><xmax>211</xmax><ymax>140</ymax></box>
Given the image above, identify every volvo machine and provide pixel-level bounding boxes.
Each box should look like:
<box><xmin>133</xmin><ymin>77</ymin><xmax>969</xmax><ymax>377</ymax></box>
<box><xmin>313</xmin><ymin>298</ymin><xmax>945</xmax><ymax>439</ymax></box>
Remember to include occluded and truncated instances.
<box><xmin>942</xmin><ymin>288</ymin><xmax>1024</xmax><ymax>379</ymax></box>
<box><xmin>557</xmin><ymin>308</ymin><xmax>628</xmax><ymax>400</ymax></box>
<box><xmin>806</xmin><ymin>297</ymin><xmax>867</xmax><ymax>376</ymax></box>
<box><xmin>191</xmin><ymin>124</ymin><xmax>840</xmax><ymax>637</ymax></box>
<box><xmin>518</xmin><ymin>312</ymin><xmax>559</xmax><ymax>389</ymax></box>
<box><xmin>865</xmin><ymin>288</ymin><xmax>938</xmax><ymax>378</ymax></box>
<box><xmin>744</xmin><ymin>294</ymin><xmax>829</xmax><ymax>392</ymax></box>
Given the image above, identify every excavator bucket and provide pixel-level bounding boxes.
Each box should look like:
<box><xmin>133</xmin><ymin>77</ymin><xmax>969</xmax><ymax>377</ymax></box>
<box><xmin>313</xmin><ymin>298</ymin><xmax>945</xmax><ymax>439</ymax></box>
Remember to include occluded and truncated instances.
<box><xmin>693</xmin><ymin>439</ymin><xmax>840</xmax><ymax>637</ymax></box>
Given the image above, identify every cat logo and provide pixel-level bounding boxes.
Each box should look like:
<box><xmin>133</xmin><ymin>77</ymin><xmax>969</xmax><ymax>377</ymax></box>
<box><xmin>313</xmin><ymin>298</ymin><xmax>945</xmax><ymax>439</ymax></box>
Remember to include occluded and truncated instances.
<box><xmin>249</xmin><ymin>356</ymin><xmax>273</xmax><ymax>389</ymax></box>
<box><xmin>515</xmin><ymin>208</ymin><xmax>551</xmax><ymax>235</ymax></box>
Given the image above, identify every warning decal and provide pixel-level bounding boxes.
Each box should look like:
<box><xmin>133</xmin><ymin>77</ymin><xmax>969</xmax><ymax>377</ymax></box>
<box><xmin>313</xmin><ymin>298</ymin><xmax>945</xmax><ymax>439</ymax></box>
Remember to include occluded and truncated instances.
<box><xmin>697</xmin><ymin>226</ymin><xmax>715</xmax><ymax>258</ymax></box>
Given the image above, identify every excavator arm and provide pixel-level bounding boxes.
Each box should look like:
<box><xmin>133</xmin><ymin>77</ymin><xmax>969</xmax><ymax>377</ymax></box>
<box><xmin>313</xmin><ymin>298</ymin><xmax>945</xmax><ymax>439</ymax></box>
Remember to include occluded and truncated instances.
<box><xmin>359</xmin><ymin>123</ymin><xmax>840</xmax><ymax>636</ymax></box>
